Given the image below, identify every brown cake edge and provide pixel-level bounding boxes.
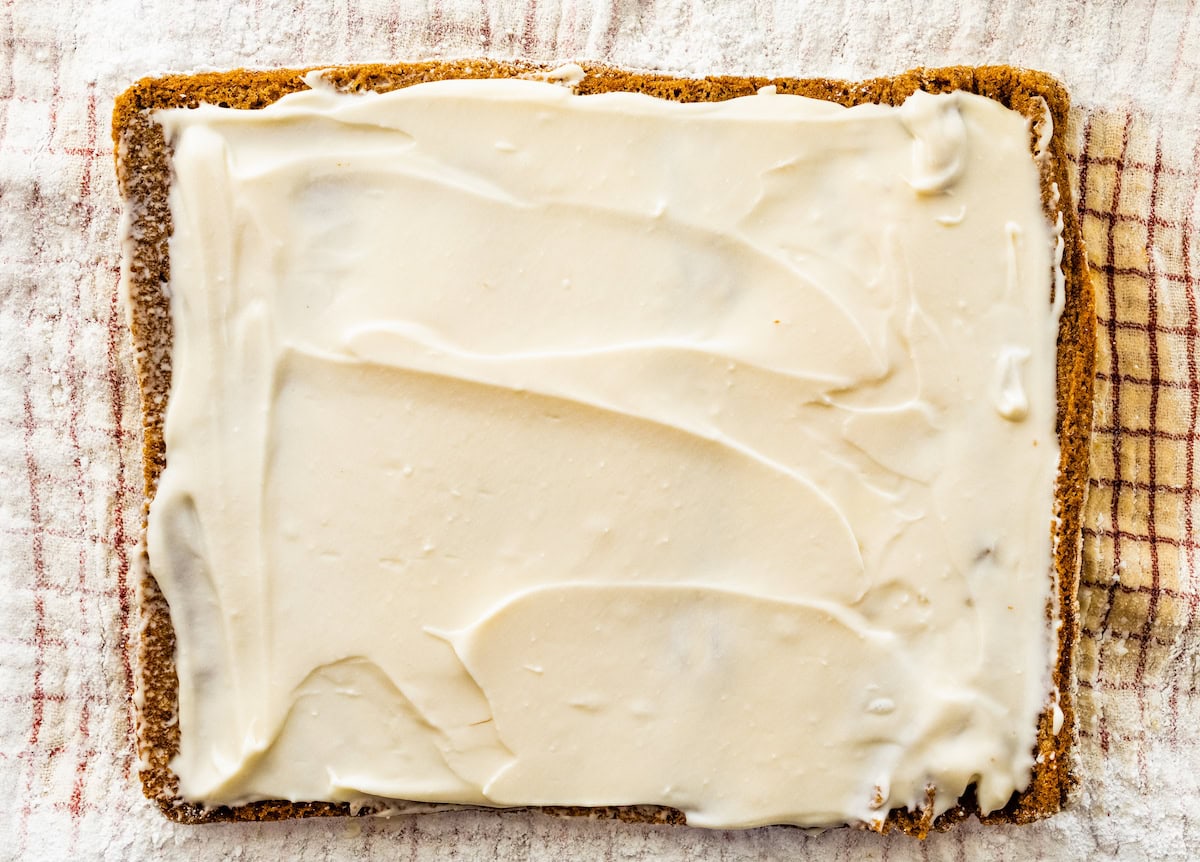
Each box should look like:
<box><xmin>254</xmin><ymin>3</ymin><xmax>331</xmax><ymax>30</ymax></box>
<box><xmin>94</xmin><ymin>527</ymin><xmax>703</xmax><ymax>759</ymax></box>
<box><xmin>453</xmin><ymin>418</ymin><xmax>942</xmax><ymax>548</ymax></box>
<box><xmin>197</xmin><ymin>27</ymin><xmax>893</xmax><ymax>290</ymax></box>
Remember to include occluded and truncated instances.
<box><xmin>112</xmin><ymin>61</ymin><xmax>1094</xmax><ymax>837</ymax></box>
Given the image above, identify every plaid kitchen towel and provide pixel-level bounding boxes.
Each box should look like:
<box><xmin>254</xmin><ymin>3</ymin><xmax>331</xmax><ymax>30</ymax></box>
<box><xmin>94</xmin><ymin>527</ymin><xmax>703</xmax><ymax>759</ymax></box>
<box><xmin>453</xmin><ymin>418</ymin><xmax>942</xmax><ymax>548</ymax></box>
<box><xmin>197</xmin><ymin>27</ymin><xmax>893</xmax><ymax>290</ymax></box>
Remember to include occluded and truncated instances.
<box><xmin>0</xmin><ymin>1</ymin><xmax>1197</xmax><ymax>860</ymax></box>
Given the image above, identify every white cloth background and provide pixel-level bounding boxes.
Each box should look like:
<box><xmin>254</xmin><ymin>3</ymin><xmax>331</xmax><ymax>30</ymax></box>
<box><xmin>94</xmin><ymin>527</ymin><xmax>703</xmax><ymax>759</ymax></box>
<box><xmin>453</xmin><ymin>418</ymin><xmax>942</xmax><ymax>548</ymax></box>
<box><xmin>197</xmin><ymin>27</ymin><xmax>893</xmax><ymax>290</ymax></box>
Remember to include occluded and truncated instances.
<box><xmin>1</xmin><ymin>1</ymin><xmax>1198</xmax><ymax>859</ymax></box>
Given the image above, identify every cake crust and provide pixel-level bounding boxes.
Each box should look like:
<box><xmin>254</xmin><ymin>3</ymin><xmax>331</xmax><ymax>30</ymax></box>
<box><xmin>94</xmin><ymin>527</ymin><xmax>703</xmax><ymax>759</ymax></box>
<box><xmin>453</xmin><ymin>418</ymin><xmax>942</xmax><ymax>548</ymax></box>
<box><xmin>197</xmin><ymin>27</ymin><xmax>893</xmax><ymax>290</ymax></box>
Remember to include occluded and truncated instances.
<box><xmin>113</xmin><ymin>61</ymin><xmax>1094</xmax><ymax>836</ymax></box>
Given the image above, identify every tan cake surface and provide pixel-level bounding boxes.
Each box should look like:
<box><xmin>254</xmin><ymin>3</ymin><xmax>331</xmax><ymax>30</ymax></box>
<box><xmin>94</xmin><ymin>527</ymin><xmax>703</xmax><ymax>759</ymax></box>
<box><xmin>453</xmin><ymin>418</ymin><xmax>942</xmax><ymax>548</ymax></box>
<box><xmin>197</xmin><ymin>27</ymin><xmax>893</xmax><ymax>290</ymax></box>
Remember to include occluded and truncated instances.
<box><xmin>113</xmin><ymin>62</ymin><xmax>1094</xmax><ymax>837</ymax></box>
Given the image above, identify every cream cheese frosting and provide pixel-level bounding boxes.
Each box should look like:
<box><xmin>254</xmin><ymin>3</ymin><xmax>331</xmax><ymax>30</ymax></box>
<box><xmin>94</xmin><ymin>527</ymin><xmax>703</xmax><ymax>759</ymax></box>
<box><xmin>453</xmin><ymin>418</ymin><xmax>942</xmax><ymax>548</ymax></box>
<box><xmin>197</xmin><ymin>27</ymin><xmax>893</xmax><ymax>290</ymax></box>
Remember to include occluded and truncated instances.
<box><xmin>144</xmin><ymin>70</ymin><xmax>1063</xmax><ymax>828</ymax></box>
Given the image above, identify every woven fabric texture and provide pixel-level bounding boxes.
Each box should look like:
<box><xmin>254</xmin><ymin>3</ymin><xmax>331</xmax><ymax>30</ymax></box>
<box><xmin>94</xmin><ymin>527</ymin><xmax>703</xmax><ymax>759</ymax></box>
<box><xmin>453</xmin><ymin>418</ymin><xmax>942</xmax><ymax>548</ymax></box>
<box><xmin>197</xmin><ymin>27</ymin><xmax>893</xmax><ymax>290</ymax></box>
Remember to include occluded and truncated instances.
<box><xmin>1</xmin><ymin>1</ymin><xmax>1197</xmax><ymax>860</ymax></box>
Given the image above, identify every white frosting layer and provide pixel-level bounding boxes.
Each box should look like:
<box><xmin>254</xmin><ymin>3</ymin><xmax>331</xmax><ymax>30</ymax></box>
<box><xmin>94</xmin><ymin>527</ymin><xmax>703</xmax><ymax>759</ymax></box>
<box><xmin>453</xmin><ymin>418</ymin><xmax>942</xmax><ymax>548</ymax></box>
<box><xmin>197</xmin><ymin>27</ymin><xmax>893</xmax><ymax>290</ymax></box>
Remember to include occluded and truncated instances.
<box><xmin>148</xmin><ymin>74</ymin><xmax>1061</xmax><ymax>828</ymax></box>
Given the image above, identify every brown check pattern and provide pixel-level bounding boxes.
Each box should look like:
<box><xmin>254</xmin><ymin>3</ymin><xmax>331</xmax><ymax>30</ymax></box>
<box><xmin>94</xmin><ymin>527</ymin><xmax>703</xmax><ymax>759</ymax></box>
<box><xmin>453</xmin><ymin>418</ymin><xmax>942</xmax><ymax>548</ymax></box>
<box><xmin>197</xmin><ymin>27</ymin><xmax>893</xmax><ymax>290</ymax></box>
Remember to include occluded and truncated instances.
<box><xmin>1071</xmin><ymin>109</ymin><xmax>1200</xmax><ymax>782</ymax></box>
